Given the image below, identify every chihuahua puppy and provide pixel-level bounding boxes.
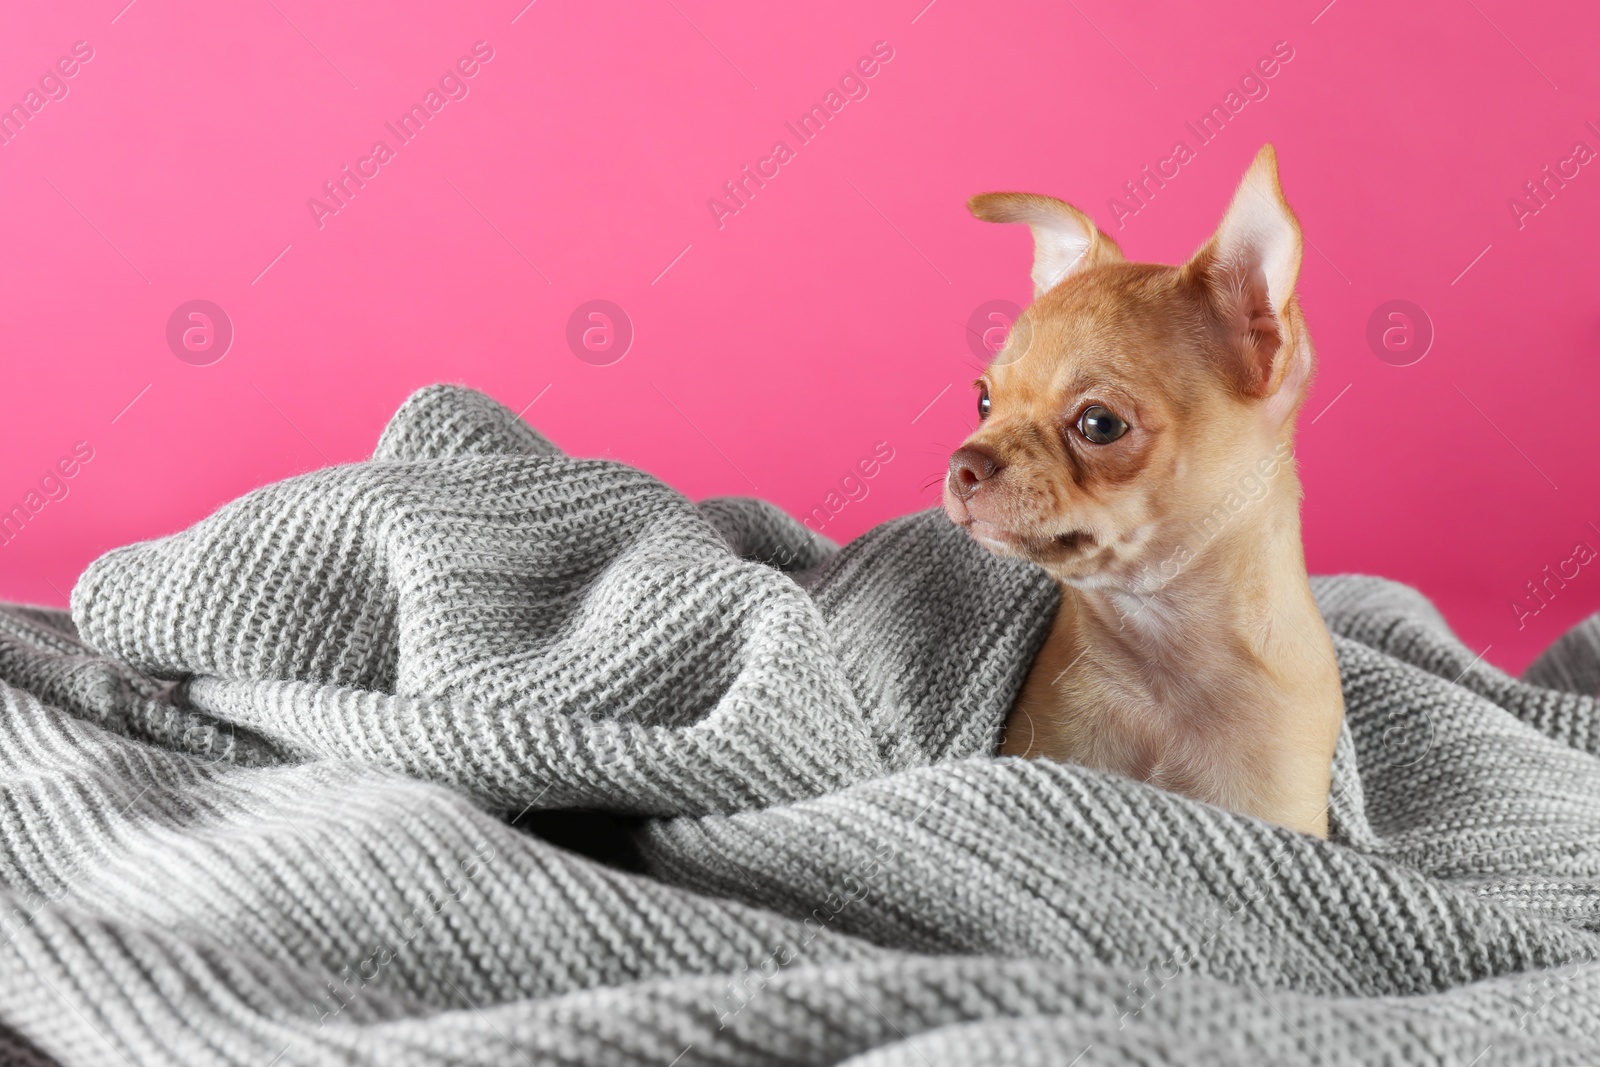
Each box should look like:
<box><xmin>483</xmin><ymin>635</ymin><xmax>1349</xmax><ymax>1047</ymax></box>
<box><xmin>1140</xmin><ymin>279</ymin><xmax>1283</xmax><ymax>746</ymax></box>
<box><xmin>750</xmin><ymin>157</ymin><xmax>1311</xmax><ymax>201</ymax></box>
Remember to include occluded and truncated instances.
<box><xmin>945</xmin><ymin>145</ymin><xmax>1343</xmax><ymax>837</ymax></box>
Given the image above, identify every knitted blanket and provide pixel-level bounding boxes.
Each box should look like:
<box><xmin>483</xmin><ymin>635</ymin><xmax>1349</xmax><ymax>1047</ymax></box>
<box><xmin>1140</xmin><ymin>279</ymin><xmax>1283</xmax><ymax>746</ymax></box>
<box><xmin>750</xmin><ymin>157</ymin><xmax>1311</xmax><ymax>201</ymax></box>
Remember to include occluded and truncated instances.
<box><xmin>2</xmin><ymin>384</ymin><xmax>1598</xmax><ymax>1066</ymax></box>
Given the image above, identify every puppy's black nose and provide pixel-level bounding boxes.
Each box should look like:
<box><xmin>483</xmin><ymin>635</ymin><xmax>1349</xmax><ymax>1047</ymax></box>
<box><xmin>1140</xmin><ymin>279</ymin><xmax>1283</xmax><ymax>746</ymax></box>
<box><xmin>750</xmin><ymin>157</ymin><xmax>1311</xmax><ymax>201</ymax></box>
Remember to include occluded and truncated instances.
<box><xmin>948</xmin><ymin>444</ymin><xmax>1004</xmax><ymax>499</ymax></box>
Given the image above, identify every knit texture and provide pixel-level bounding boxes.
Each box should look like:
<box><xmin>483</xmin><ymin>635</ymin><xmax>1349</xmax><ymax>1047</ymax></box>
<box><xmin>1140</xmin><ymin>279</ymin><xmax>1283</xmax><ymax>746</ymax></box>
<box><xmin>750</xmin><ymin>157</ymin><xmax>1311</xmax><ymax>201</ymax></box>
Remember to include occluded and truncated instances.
<box><xmin>0</xmin><ymin>383</ymin><xmax>1597</xmax><ymax>1065</ymax></box>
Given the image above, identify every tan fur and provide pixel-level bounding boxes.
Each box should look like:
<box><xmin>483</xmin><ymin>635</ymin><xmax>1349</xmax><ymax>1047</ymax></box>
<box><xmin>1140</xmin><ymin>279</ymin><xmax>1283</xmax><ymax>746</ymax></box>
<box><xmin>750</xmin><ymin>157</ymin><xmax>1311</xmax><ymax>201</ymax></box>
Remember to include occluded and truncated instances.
<box><xmin>947</xmin><ymin>146</ymin><xmax>1344</xmax><ymax>837</ymax></box>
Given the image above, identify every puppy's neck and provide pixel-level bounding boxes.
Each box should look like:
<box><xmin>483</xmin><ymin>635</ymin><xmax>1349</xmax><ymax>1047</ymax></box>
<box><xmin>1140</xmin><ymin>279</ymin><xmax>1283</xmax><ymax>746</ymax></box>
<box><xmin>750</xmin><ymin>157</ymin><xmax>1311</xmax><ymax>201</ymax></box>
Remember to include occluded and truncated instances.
<box><xmin>1057</xmin><ymin>449</ymin><xmax>1326</xmax><ymax>700</ymax></box>
<box><xmin>1011</xmin><ymin>446</ymin><xmax>1343</xmax><ymax>836</ymax></box>
<box><xmin>1097</xmin><ymin>478</ymin><xmax>1305</xmax><ymax>645</ymax></box>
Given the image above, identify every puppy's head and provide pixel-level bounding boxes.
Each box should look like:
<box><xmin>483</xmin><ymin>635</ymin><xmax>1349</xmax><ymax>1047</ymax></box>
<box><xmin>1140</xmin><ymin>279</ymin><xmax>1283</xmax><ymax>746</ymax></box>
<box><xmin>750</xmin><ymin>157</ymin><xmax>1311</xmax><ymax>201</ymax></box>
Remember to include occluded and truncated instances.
<box><xmin>945</xmin><ymin>145</ymin><xmax>1315</xmax><ymax>588</ymax></box>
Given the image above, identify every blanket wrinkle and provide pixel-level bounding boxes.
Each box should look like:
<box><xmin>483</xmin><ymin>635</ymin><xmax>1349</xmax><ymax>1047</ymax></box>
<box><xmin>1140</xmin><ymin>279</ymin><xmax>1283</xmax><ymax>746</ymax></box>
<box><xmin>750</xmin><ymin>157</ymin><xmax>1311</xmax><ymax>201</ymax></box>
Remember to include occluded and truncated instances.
<box><xmin>0</xmin><ymin>383</ymin><xmax>1597</xmax><ymax>1065</ymax></box>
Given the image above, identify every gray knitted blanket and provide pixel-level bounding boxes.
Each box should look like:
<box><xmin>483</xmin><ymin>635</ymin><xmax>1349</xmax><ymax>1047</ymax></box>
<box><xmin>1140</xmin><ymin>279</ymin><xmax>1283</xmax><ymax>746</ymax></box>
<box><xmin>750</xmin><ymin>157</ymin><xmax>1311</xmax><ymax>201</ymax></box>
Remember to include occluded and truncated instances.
<box><xmin>3</xmin><ymin>384</ymin><xmax>1599</xmax><ymax>1066</ymax></box>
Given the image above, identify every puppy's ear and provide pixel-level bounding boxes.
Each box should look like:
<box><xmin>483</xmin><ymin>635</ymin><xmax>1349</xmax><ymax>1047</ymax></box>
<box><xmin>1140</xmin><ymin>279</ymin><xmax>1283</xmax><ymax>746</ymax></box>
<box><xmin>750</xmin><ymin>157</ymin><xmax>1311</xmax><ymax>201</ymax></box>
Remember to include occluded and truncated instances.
<box><xmin>1184</xmin><ymin>145</ymin><xmax>1310</xmax><ymax>414</ymax></box>
<box><xmin>969</xmin><ymin>192</ymin><xmax>1124</xmax><ymax>298</ymax></box>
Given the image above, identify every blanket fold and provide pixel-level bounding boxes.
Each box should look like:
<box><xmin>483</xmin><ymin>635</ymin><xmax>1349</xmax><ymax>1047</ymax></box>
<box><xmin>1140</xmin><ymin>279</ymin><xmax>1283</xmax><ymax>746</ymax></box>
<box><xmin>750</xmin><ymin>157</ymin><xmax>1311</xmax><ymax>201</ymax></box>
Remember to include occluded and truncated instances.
<box><xmin>2</xmin><ymin>383</ymin><xmax>1598</xmax><ymax>1065</ymax></box>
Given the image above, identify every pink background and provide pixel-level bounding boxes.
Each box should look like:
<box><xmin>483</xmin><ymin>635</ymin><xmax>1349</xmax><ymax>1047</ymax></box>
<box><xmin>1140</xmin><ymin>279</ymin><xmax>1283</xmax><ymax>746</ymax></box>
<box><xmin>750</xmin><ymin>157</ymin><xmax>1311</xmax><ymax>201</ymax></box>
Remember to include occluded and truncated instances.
<box><xmin>1</xmin><ymin>0</ymin><xmax>1597</xmax><ymax>673</ymax></box>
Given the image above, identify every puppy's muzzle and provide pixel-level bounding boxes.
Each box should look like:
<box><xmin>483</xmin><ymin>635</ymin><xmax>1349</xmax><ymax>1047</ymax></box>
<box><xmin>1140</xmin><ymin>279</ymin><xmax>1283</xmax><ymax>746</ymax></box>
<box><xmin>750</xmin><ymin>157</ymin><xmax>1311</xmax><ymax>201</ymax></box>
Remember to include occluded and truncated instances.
<box><xmin>948</xmin><ymin>444</ymin><xmax>1005</xmax><ymax>500</ymax></box>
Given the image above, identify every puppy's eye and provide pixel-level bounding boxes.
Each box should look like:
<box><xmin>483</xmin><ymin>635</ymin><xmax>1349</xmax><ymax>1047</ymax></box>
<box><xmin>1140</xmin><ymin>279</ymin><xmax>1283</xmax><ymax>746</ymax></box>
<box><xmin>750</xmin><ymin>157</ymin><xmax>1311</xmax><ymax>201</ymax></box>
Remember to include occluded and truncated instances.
<box><xmin>1076</xmin><ymin>405</ymin><xmax>1128</xmax><ymax>444</ymax></box>
<box><xmin>977</xmin><ymin>385</ymin><xmax>991</xmax><ymax>421</ymax></box>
